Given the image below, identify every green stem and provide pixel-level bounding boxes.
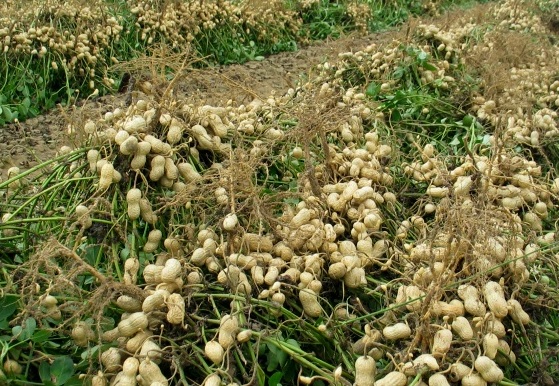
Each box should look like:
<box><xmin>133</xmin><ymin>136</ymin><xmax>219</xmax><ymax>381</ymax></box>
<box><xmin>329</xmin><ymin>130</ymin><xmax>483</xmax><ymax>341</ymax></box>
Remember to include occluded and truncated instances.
<box><xmin>0</xmin><ymin>149</ymin><xmax>88</xmax><ymax>190</ymax></box>
<box><xmin>260</xmin><ymin>334</ymin><xmax>335</xmax><ymax>380</ymax></box>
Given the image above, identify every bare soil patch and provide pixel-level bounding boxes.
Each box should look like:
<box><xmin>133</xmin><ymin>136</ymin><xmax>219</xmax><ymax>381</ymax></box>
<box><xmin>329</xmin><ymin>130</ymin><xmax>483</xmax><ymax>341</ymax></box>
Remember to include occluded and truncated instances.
<box><xmin>0</xmin><ymin>2</ymin><xmax>493</xmax><ymax>179</ymax></box>
<box><xmin>0</xmin><ymin>32</ymin><xmax>393</xmax><ymax>179</ymax></box>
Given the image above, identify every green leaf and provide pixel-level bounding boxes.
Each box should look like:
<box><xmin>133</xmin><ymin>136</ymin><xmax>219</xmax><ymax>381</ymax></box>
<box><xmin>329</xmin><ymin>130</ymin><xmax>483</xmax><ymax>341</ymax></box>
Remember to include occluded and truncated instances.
<box><xmin>393</xmin><ymin>66</ymin><xmax>405</xmax><ymax>80</ymax></box>
<box><xmin>11</xmin><ymin>325</ymin><xmax>22</xmax><ymax>340</ymax></box>
<box><xmin>120</xmin><ymin>247</ymin><xmax>130</xmax><ymax>260</ymax></box>
<box><xmin>80</xmin><ymin>345</ymin><xmax>100</xmax><ymax>361</ymax></box>
<box><xmin>277</xmin><ymin>350</ymin><xmax>288</xmax><ymax>368</ymax></box>
<box><xmin>13</xmin><ymin>317</ymin><xmax>37</xmax><ymax>341</ymax></box>
<box><xmin>2</xmin><ymin>105</ymin><xmax>13</xmax><ymax>121</ymax></box>
<box><xmin>84</xmin><ymin>245</ymin><xmax>100</xmax><ymax>265</ymax></box>
<box><xmin>256</xmin><ymin>363</ymin><xmax>266</xmax><ymax>386</ymax></box>
<box><xmin>59</xmin><ymin>375</ymin><xmax>83</xmax><ymax>386</ymax></box>
<box><xmin>449</xmin><ymin>136</ymin><xmax>461</xmax><ymax>147</ymax></box>
<box><xmin>266</xmin><ymin>343</ymin><xmax>281</xmax><ymax>371</ymax></box>
<box><xmin>0</xmin><ymin>296</ymin><xmax>18</xmax><ymax>322</ymax></box>
<box><xmin>422</xmin><ymin>62</ymin><xmax>438</xmax><ymax>71</ymax></box>
<box><xmin>366</xmin><ymin>82</ymin><xmax>381</xmax><ymax>98</ymax></box>
<box><xmin>39</xmin><ymin>362</ymin><xmax>54</xmax><ymax>386</ymax></box>
<box><xmin>31</xmin><ymin>329</ymin><xmax>52</xmax><ymax>343</ymax></box>
<box><xmin>50</xmin><ymin>356</ymin><xmax>75</xmax><ymax>385</ymax></box>
<box><xmin>285</xmin><ymin>339</ymin><xmax>300</xmax><ymax>350</ymax></box>
<box><xmin>417</xmin><ymin>50</ymin><xmax>428</xmax><ymax>61</ymax></box>
<box><xmin>462</xmin><ymin>114</ymin><xmax>475</xmax><ymax>126</ymax></box>
<box><xmin>23</xmin><ymin>317</ymin><xmax>37</xmax><ymax>340</ymax></box>
<box><xmin>268</xmin><ymin>371</ymin><xmax>283</xmax><ymax>386</ymax></box>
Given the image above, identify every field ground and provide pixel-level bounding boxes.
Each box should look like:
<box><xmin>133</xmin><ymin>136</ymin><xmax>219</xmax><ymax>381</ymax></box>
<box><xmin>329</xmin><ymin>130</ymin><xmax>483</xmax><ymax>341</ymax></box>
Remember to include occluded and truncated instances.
<box><xmin>1</xmin><ymin>0</ymin><xmax>559</xmax><ymax>386</ymax></box>
<box><xmin>0</xmin><ymin>32</ymin><xmax>382</xmax><ymax>179</ymax></box>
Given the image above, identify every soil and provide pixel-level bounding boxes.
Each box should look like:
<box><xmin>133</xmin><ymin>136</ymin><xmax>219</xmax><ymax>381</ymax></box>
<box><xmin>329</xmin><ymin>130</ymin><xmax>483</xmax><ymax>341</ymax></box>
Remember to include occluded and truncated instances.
<box><xmin>0</xmin><ymin>29</ymin><xmax>401</xmax><ymax>180</ymax></box>
<box><xmin>0</xmin><ymin>3</ymin><xmax>488</xmax><ymax>180</ymax></box>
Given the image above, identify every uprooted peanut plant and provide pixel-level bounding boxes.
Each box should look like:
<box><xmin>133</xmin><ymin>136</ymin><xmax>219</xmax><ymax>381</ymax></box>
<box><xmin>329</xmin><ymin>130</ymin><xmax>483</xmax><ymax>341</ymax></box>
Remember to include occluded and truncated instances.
<box><xmin>1</xmin><ymin>0</ymin><xmax>559</xmax><ymax>385</ymax></box>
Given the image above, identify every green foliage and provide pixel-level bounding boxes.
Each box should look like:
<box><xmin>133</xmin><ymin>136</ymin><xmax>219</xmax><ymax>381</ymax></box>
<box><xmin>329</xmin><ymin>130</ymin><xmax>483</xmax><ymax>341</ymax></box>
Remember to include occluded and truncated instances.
<box><xmin>367</xmin><ymin>0</ymin><xmax>425</xmax><ymax>30</ymax></box>
<box><xmin>298</xmin><ymin>0</ymin><xmax>358</xmax><ymax>40</ymax></box>
<box><xmin>39</xmin><ymin>356</ymin><xmax>76</xmax><ymax>386</ymax></box>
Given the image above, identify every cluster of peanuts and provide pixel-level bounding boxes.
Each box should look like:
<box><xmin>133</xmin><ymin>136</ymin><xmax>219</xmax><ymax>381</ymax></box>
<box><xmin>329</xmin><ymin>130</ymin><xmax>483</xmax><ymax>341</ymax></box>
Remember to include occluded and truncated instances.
<box><xmin>0</xmin><ymin>0</ymin><xmax>123</xmax><ymax>90</ymax></box>
<box><xmin>130</xmin><ymin>0</ymin><xmax>301</xmax><ymax>48</ymax></box>
<box><xmin>26</xmin><ymin>0</ymin><xmax>553</xmax><ymax>384</ymax></box>
<box><xmin>71</xmin><ymin>73</ymin><xmax>556</xmax><ymax>385</ymax></box>
<box><xmin>493</xmin><ymin>0</ymin><xmax>549</xmax><ymax>33</ymax></box>
<box><xmin>413</xmin><ymin>3</ymin><xmax>559</xmax><ymax>148</ymax></box>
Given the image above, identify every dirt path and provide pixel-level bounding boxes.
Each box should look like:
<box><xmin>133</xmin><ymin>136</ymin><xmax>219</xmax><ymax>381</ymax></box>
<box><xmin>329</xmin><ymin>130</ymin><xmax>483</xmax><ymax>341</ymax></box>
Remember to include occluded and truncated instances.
<box><xmin>0</xmin><ymin>32</ymin><xmax>392</xmax><ymax>179</ymax></box>
<box><xmin>0</xmin><ymin>3</ymin><xmax>486</xmax><ymax>179</ymax></box>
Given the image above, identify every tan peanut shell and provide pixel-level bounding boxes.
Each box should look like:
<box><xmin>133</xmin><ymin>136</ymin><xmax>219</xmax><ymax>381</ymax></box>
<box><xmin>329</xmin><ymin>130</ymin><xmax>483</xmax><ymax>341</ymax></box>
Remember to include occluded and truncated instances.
<box><xmin>474</xmin><ymin>356</ymin><xmax>504</xmax><ymax>383</ymax></box>
<box><xmin>120</xmin><ymin>135</ymin><xmax>138</xmax><ymax>155</ymax></box>
<box><xmin>429</xmin><ymin>373</ymin><xmax>450</xmax><ymax>386</ymax></box>
<box><xmin>382</xmin><ymin>323</ymin><xmax>411</xmax><ymax>341</ymax></box>
<box><xmin>116</xmin><ymin>295</ymin><xmax>142</xmax><ymax>312</ymax></box>
<box><xmin>138</xmin><ymin>358</ymin><xmax>168</xmax><ymax>386</ymax></box>
<box><xmin>98</xmin><ymin>163</ymin><xmax>115</xmax><ymax>190</ymax></box>
<box><xmin>430</xmin><ymin>299</ymin><xmax>465</xmax><ymax>317</ymax></box>
<box><xmin>126</xmin><ymin>330</ymin><xmax>153</xmax><ymax>353</ymax></box>
<box><xmin>160</xmin><ymin>258</ymin><xmax>182</xmax><ymax>283</ymax></box>
<box><xmin>495</xmin><ymin>339</ymin><xmax>516</xmax><ymax>366</ymax></box>
<box><xmin>139</xmin><ymin>199</ymin><xmax>157</xmax><ymax>224</ymax></box>
<box><xmin>236</xmin><ymin>329</ymin><xmax>253</xmax><ymax>343</ymax></box>
<box><xmin>483</xmin><ymin>281</ymin><xmax>508</xmax><ymax>318</ymax></box>
<box><xmin>142</xmin><ymin>289</ymin><xmax>170</xmax><ymax>313</ymax></box>
<box><xmin>354</xmin><ymin>355</ymin><xmax>376</xmax><ymax>386</ymax></box>
<box><xmin>461</xmin><ymin>372</ymin><xmax>487</xmax><ymax>386</ymax></box>
<box><xmin>344</xmin><ymin>267</ymin><xmax>366</xmax><ymax>288</ymax></box>
<box><xmin>126</xmin><ymin>188</ymin><xmax>142</xmax><ymax>220</ymax></box>
<box><xmin>91</xmin><ymin>371</ymin><xmax>107</xmax><ymax>386</ymax></box>
<box><xmin>432</xmin><ymin>328</ymin><xmax>452</xmax><ymax>355</ymax></box>
<box><xmin>299</xmin><ymin>288</ymin><xmax>322</xmax><ymax>318</ymax></box>
<box><xmin>143</xmin><ymin>265</ymin><xmax>164</xmax><ymax>284</ymax></box>
<box><xmin>166</xmin><ymin>293</ymin><xmax>185</xmax><ymax>325</ymax></box>
<box><xmin>164</xmin><ymin>157</ymin><xmax>179</xmax><ymax>180</ymax></box>
<box><xmin>204</xmin><ymin>373</ymin><xmax>221</xmax><ymax>386</ymax></box>
<box><xmin>413</xmin><ymin>354</ymin><xmax>439</xmax><ymax>371</ymax></box>
<box><xmin>482</xmin><ymin>333</ymin><xmax>499</xmax><ymax>359</ymax></box>
<box><xmin>101</xmin><ymin>327</ymin><xmax>120</xmax><ymax>343</ymax></box>
<box><xmin>140</xmin><ymin>339</ymin><xmax>162</xmax><ymax>363</ymax></box>
<box><xmin>507</xmin><ymin>299</ymin><xmax>530</xmax><ymax>325</ymax></box>
<box><xmin>177</xmin><ymin>162</ymin><xmax>201</xmax><ymax>182</ymax></box>
<box><xmin>149</xmin><ymin>156</ymin><xmax>166</xmax><ymax>181</ymax></box>
<box><xmin>144</xmin><ymin>230</ymin><xmax>163</xmax><ymax>253</ymax></box>
<box><xmin>71</xmin><ymin>321</ymin><xmax>94</xmax><ymax>347</ymax></box>
<box><xmin>205</xmin><ymin>340</ymin><xmax>225</xmax><ymax>365</ymax></box>
<box><xmin>111</xmin><ymin>357</ymin><xmax>139</xmax><ymax>386</ymax></box>
<box><xmin>118</xmin><ymin>312</ymin><xmax>148</xmax><ymax>337</ymax></box>
<box><xmin>218</xmin><ymin>314</ymin><xmax>239</xmax><ymax>349</ymax></box>
<box><xmin>458</xmin><ymin>285</ymin><xmax>486</xmax><ymax>317</ymax></box>
<box><xmin>100</xmin><ymin>347</ymin><xmax>121</xmax><ymax>372</ymax></box>
<box><xmin>373</xmin><ymin>371</ymin><xmax>407</xmax><ymax>386</ymax></box>
<box><xmin>167</xmin><ymin>121</ymin><xmax>183</xmax><ymax>144</ymax></box>
<box><xmin>448</xmin><ymin>362</ymin><xmax>470</xmax><ymax>382</ymax></box>
<box><xmin>451</xmin><ymin>316</ymin><xmax>474</xmax><ymax>340</ymax></box>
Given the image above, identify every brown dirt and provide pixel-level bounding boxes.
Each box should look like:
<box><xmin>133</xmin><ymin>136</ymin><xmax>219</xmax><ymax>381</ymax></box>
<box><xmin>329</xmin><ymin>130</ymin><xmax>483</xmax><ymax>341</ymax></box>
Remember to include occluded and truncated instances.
<box><xmin>0</xmin><ymin>32</ymin><xmax>394</xmax><ymax>180</ymax></box>
<box><xmin>0</xmin><ymin>3</ymin><xmax>491</xmax><ymax>180</ymax></box>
